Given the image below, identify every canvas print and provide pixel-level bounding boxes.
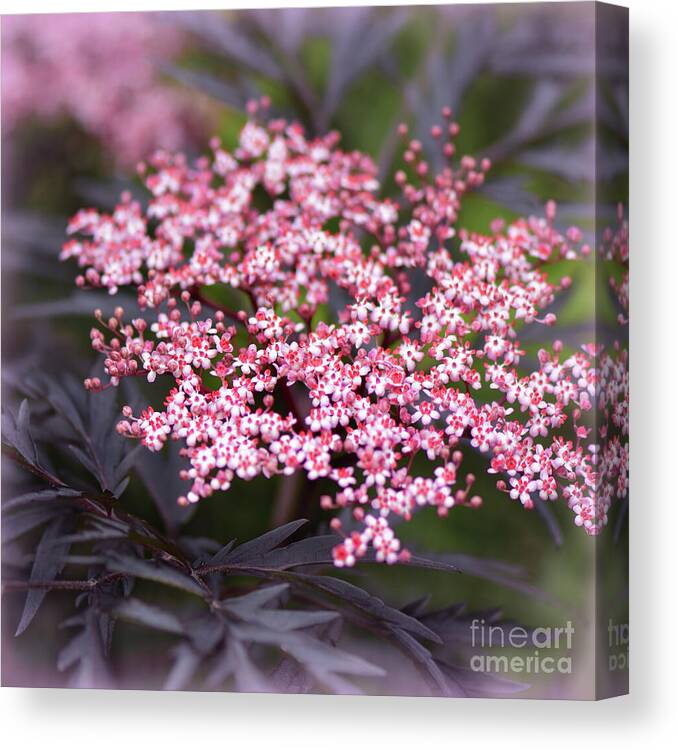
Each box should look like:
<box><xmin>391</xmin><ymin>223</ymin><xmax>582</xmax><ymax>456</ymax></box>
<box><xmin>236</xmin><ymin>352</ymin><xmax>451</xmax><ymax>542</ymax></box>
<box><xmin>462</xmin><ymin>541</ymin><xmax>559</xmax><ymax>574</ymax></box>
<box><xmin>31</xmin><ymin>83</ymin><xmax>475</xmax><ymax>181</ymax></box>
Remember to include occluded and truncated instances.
<box><xmin>1</xmin><ymin>2</ymin><xmax>628</xmax><ymax>699</ymax></box>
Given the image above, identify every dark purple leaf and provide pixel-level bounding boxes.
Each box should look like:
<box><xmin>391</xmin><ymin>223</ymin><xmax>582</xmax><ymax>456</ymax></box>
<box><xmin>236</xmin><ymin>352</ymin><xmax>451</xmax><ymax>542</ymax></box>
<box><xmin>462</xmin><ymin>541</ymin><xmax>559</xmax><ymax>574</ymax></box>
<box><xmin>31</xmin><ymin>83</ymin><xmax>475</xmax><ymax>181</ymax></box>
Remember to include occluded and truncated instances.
<box><xmin>217</xmin><ymin>519</ymin><xmax>308</xmax><ymax>565</ymax></box>
<box><xmin>15</xmin><ymin>515</ymin><xmax>73</xmax><ymax>635</ymax></box>
<box><xmin>112</xmin><ymin>598</ymin><xmax>184</xmax><ymax>636</ymax></box>
<box><xmin>105</xmin><ymin>553</ymin><xmax>204</xmax><ymax>596</ymax></box>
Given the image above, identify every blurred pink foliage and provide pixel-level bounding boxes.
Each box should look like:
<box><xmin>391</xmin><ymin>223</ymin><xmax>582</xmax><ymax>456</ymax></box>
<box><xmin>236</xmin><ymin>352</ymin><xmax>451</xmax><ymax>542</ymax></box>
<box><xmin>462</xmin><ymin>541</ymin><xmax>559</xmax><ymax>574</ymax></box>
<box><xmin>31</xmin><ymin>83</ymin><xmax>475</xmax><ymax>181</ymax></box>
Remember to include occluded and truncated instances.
<box><xmin>1</xmin><ymin>12</ymin><xmax>209</xmax><ymax>167</ymax></box>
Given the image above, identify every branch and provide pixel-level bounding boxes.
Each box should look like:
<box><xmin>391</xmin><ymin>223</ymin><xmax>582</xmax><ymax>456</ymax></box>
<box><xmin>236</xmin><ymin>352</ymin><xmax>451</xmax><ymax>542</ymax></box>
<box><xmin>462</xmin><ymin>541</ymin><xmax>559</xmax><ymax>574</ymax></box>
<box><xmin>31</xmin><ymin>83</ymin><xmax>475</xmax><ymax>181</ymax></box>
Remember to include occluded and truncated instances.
<box><xmin>2</xmin><ymin>572</ymin><xmax>128</xmax><ymax>594</ymax></box>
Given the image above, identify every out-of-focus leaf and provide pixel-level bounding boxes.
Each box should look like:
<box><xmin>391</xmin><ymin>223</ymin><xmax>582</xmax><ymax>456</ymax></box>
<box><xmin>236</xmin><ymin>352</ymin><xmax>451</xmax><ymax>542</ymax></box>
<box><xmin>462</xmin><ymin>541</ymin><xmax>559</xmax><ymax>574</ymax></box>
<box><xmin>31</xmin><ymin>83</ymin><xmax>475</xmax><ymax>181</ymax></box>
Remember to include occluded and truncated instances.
<box><xmin>2</xmin><ymin>489</ymin><xmax>59</xmax><ymax>513</ymax></box>
<box><xmin>12</xmin><ymin>291</ymin><xmax>139</xmax><ymax>321</ymax></box>
<box><xmin>231</xmin><ymin>622</ymin><xmax>384</xmax><ymax>684</ymax></box>
<box><xmin>438</xmin><ymin>659</ymin><xmax>529</xmax><ymax>697</ymax></box>
<box><xmin>614</xmin><ymin>495</ymin><xmax>628</xmax><ymax>543</ymax></box>
<box><xmin>2</xmin><ymin>505</ymin><xmax>63</xmax><ymax>545</ymax></box>
<box><xmin>68</xmin><ymin>444</ymin><xmax>99</xmax><ymax>478</ymax></box>
<box><xmin>135</xmin><ymin>440</ymin><xmax>196</xmax><ymax>532</ymax></box>
<box><xmin>483</xmin><ymin>80</ymin><xmax>564</xmax><ymax>164</ymax></box>
<box><xmin>1</xmin><ymin>211</ymin><xmax>72</xmax><ymax>282</ymax></box>
<box><xmin>388</xmin><ymin>626</ymin><xmax>450</xmax><ymax>696</ymax></box>
<box><xmin>2</xmin><ymin>400</ymin><xmax>38</xmax><ymax>466</ymax></box>
<box><xmin>400</xmin><ymin>595</ymin><xmax>431</xmax><ymax>618</ymax></box>
<box><xmin>164</xmin><ymin>64</ymin><xmax>245</xmax><ymax>109</ymax></box>
<box><xmin>250</xmin><ymin>608</ymin><xmax>339</xmax><ymax>634</ymax></box>
<box><xmin>535</xmin><ymin>500</ymin><xmax>564</xmax><ymax>547</ymax></box>
<box><xmin>186</xmin><ymin>614</ymin><xmax>224</xmax><ymax>655</ymax></box>
<box><xmin>488</xmin><ymin>10</ymin><xmax>596</xmax><ymax>77</ymax></box>
<box><xmin>271</xmin><ymin>617</ymin><xmax>343</xmax><ymax>691</ymax></box>
<box><xmin>112</xmin><ymin>598</ymin><xmax>184</xmax><ymax>635</ymax></box>
<box><xmin>224</xmin><ymin>593</ymin><xmax>339</xmax><ymax>633</ymax></box>
<box><xmin>323</xmin><ymin>7</ymin><xmax>408</xmax><ymax>121</ymax></box>
<box><xmin>417</xmin><ymin>550</ymin><xmax>551</xmax><ymax>602</ymax></box>
<box><xmin>225</xmin><ymin>638</ymin><xmax>270</xmax><ymax>693</ymax></box>
<box><xmin>220</xmin><ymin>582</ymin><xmax>288</xmax><ymax>612</ymax></box>
<box><xmin>203</xmin><ymin>635</ymin><xmax>270</xmax><ymax>692</ymax></box>
<box><xmin>38</xmin><ymin>378</ymin><xmax>86</xmax><ymax>437</ymax></box>
<box><xmin>164</xmin><ymin>644</ymin><xmax>203</xmax><ymax>691</ymax></box>
<box><xmin>15</xmin><ymin>516</ymin><xmax>73</xmax><ymax>635</ymax></box>
<box><xmin>521</xmin><ymin>139</ymin><xmax>628</xmax><ymax>182</ymax></box>
<box><xmin>57</xmin><ymin>607</ymin><xmax>114</xmax><ymax>688</ymax></box>
<box><xmin>52</xmin><ymin>529</ymin><xmax>126</xmax><ymax>546</ymax></box>
<box><xmin>420</xmin><ymin>604</ymin><xmax>511</xmax><ymax>645</ymax></box>
<box><xmin>16</xmin><ymin>401</ymin><xmax>37</xmax><ymax>463</ymax></box>
<box><xmin>247</xmin><ymin>8</ymin><xmax>310</xmax><ymax>56</ymax></box>
<box><xmin>74</xmin><ymin>176</ymin><xmax>144</xmax><ymax>209</ymax></box>
<box><xmin>170</xmin><ymin>11</ymin><xmax>283</xmax><ymax>80</ymax></box>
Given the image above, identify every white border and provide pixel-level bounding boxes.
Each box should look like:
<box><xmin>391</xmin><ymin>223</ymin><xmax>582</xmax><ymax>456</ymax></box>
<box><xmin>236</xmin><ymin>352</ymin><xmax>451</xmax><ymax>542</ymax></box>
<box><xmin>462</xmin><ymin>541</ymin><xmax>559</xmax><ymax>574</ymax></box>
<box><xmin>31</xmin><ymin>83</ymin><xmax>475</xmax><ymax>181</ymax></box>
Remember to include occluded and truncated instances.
<box><xmin>2</xmin><ymin>1</ymin><xmax>677</xmax><ymax>748</ymax></box>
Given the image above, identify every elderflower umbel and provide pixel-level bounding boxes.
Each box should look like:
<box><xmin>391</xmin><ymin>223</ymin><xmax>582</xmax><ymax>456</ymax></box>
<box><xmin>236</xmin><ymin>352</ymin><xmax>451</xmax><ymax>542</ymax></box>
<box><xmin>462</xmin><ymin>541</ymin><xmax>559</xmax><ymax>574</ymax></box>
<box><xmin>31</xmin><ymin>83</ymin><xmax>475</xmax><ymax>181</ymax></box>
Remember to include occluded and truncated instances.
<box><xmin>64</xmin><ymin>99</ymin><xmax>626</xmax><ymax>566</ymax></box>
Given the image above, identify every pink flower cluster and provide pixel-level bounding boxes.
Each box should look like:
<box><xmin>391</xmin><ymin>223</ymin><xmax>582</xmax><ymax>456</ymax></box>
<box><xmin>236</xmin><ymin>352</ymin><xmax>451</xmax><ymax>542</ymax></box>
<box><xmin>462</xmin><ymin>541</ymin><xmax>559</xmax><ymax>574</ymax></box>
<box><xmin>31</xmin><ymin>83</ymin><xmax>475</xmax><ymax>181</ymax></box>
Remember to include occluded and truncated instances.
<box><xmin>591</xmin><ymin>205</ymin><xmax>629</xmax><ymax>530</ymax></box>
<box><xmin>593</xmin><ymin>344</ymin><xmax>628</xmax><ymax>529</ymax></box>
<box><xmin>63</xmin><ymin>100</ymin><xmax>619</xmax><ymax>565</ymax></box>
<box><xmin>1</xmin><ymin>13</ymin><xmax>208</xmax><ymax>167</ymax></box>
<box><xmin>603</xmin><ymin>204</ymin><xmax>629</xmax><ymax>324</ymax></box>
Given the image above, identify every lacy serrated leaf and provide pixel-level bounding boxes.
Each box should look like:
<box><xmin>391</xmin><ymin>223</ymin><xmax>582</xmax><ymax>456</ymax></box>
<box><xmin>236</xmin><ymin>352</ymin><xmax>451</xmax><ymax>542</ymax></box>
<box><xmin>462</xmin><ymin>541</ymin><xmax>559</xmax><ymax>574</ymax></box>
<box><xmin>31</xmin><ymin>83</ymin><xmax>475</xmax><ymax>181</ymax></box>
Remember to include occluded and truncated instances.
<box><xmin>105</xmin><ymin>553</ymin><xmax>204</xmax><ymax>596</ymax></box>
<box><xmin>215</xmin><ymin>519</ymin><xmax>308</xmax><ymax>565</ymax></box>
<box><xmin>218</xmin><ymin>532</ymin><xmax>459</xmax><ymax>574</ymax></box>
<box><xmin>234</xmin><ymin>534</ymin><xmax>336</xmax><ymax>569</ymax></box>
<box><xmin>271</xmin><ymin>571</ymin><xmax>442</xmax><ymax>644</ymax></box>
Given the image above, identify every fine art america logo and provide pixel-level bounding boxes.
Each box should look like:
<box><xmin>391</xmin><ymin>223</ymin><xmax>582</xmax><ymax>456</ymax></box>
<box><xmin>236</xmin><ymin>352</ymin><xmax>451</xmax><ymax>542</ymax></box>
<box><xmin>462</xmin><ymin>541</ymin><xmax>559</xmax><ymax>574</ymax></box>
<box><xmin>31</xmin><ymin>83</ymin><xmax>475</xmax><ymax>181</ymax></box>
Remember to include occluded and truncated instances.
<box><xmin>470</xmin><ymin>619</ymin><xmax>575</xmax><ymax>675</ymax></box>
<box><xmin>608</xmin><ymin>619</ymin><xmax>629</xmax><ymax>671</ymax></box>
